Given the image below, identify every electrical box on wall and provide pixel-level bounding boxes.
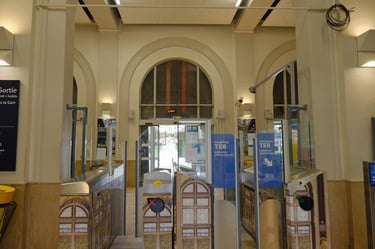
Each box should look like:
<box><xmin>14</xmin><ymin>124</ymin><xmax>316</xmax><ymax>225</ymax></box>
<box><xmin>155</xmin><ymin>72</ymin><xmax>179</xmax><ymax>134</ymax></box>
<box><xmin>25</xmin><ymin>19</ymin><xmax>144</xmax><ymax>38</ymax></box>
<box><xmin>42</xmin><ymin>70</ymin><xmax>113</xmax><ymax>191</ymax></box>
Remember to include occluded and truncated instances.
<box><xmin>264</xmin><ymin>109</ymin><xmax>273</xmax><ymax>120</ymax></box>
<box><xmin>217</xmin><ymin>110</ymin><xmax>225</xmax><ymax>119</ymax></box>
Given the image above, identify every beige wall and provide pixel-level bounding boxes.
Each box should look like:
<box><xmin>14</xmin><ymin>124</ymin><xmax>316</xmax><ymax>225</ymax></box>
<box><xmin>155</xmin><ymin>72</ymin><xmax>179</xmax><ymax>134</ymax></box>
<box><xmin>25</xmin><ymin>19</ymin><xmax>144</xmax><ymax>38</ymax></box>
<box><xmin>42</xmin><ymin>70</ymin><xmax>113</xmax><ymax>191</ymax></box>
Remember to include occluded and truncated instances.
<box><xmin>328</xmin><ymin>180</ymin><xmax>368</xmax><ymax>249</ymax></box>
<box><xmin>0</xmin><ymin>183</ymin><xmax>60</xmax><ymax>249</ymax></box>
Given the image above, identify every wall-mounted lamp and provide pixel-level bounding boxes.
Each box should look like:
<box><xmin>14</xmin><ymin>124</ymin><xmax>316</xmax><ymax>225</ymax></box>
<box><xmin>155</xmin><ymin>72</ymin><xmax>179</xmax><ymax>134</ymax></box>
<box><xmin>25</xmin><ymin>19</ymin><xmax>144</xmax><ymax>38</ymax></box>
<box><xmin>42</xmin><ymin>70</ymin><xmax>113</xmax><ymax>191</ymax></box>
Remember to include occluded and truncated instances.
<box><xmin>357</xmin><ymin>29</ymin><xmax>375</xmax><ymax>67</ymax></box>
<box><xmin>0</xmin><ymin>27</ymin><xmax>14</xmax><ymax>66</ymax></box>
<box><xmin>237</xmin><ymin>97</ymin><xmax>254</xmax><ymax>118</ymax></box>
<box><xmin>101</xmin><ymin>103</ymin><xmax>112</xmax><ymax>118</ymax></box>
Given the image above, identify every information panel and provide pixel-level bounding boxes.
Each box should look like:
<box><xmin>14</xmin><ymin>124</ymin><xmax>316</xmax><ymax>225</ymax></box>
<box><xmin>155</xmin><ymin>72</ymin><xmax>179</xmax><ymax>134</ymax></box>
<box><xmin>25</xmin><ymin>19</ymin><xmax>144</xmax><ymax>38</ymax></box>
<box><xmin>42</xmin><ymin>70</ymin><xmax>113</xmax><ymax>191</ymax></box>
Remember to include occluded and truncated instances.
<box><xmin>0</xmin><ymin>80</ymin><xmax>20</xmax><ymax>171</ymax></box>
<box><xmin>257</xmin><ymin>132</ymin><xmax>282</xmax><ymax>187</ymax></box>
<box><xmin>212</xmin><ymin>134</ymin><xmax>235</xmax><ymax>188</ymax></box>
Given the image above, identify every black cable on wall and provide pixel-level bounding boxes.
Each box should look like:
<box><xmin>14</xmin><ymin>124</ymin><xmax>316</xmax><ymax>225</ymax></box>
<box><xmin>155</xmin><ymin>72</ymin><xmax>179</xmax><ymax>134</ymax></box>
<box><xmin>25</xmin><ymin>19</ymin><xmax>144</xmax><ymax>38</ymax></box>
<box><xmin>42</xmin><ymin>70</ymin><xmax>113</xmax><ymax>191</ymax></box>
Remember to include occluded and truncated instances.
<box><xmin>326</xmin><ymin>3</ymin><xmax>355</xmax><ymax>31</ymax></box>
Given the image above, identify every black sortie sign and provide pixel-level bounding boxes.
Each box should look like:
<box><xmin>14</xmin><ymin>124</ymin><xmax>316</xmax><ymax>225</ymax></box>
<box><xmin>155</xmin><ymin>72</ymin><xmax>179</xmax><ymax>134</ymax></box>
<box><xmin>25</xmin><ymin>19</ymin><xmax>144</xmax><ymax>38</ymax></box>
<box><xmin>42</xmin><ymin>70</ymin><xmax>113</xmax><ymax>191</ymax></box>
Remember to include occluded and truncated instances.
<box><xmin>0</xmin><ymin>80</ymin><xmax>20</xmax><ymax>171</ymax></box>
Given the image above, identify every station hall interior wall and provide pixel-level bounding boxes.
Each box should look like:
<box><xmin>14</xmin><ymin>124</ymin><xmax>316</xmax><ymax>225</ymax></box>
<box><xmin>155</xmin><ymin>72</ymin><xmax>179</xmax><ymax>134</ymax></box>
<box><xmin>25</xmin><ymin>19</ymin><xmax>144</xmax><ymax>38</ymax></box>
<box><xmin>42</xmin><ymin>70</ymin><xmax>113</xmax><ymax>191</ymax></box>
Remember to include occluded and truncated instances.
<box><xmin>0</xmin><ymin>0</ymin><xmax>374</xmax><ymax>248</ymax></box>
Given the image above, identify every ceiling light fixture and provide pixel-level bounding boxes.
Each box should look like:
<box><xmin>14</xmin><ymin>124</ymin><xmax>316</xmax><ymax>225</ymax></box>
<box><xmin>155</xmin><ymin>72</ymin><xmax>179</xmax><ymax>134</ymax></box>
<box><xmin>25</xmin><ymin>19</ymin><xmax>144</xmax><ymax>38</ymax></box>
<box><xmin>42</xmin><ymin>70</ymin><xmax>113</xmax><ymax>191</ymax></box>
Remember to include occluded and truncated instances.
<box><xmin>236</xmin><ymin>0</ymin><xmax>253</xmax><ymax>7</ymax></box>
<box><xmin>0</xmin><ymin>27</ymin><xmax>14</xmax><ymax>66</ymax></box>
<box><xmin>357</xmin><ymin>29</ymin><xmax>375</xmax><ymax>67</ymax></box>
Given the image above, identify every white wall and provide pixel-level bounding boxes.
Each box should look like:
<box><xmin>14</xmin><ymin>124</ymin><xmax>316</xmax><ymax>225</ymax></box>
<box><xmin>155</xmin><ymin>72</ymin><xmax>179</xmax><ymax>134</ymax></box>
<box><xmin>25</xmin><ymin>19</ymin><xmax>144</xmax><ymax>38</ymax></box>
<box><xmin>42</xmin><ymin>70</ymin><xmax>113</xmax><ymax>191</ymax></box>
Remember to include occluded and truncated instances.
<box><xmin>341</xmin><ymin>35</ymin><xmax>375</xmax><ymax>181</ymax></box>
<box><xmin>345</xmin><ymin>68</ymin><xmax>375</xmax><ymax>180</ymax></box>
<box><xmin>341</xmin><ymin>0</ymin><xmax>375</xmax><ymax>181</ymax></box>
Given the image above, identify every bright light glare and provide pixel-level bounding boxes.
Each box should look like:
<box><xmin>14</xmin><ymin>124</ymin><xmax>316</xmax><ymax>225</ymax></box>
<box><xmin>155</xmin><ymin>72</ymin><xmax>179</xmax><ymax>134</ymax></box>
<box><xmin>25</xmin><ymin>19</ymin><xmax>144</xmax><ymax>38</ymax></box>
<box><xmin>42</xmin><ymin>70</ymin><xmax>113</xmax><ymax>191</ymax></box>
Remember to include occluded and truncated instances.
<box><xmin>235</xmin><ymin>0</ymin><xmax>242</xmax><ymax>7</ymax></box>
<box><xmin>362</xmin><ymin>60</ymin><xmax>375</xmax><ymax>67</ymax></box>
<box><xmin>0</xmin><ymin>60</ymin><xmax>10</xmax><ymax>66</ymax></box>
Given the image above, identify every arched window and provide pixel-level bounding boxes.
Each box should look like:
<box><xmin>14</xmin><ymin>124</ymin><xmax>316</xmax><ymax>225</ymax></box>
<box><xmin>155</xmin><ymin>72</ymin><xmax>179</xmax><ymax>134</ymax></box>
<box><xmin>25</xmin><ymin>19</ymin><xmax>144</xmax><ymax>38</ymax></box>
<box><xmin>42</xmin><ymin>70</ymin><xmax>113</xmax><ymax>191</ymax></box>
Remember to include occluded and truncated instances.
<box><xmin>140</xmin><ymin>60</ymin><xmax>213</xmax><ymax>119</ymax></box>
<box><xmin>273</xmin><ymin>62</ymin><xmax>299</xmax><ymax>119</ymax></box>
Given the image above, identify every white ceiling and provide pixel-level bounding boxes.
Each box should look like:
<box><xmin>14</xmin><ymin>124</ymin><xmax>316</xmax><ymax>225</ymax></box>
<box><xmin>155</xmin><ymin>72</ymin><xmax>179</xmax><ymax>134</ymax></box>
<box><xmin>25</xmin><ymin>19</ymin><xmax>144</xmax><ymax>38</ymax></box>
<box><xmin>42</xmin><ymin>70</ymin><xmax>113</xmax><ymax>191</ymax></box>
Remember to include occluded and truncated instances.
<box><xmin>75</xmin><ymin>0</ymin><xmax>296</xmax><ymax>31</ymax></box>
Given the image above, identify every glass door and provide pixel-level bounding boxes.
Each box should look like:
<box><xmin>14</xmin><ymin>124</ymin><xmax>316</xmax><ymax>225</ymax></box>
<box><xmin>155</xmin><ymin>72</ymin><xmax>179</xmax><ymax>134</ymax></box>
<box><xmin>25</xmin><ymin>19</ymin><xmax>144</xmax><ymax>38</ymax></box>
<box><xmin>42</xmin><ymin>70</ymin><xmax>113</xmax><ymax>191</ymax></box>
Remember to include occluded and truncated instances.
<box><xmin>137</xmin><ymin>120</ymin><xmax>210</xmax><ymax>181</ymax></box>
<box><xmin>135</xmin><ymin>120</ymin><xmax>211</xmax><ymax>236</ymax></box>
<box><xmin>137</xmin><ymin>124</ymin><xmax>160</xmax><ymax>182</ymax></box>
<box><xmin>175</xmin><ymin>121</ymin><xmax>210</xmax><ymax>181</ymax></box>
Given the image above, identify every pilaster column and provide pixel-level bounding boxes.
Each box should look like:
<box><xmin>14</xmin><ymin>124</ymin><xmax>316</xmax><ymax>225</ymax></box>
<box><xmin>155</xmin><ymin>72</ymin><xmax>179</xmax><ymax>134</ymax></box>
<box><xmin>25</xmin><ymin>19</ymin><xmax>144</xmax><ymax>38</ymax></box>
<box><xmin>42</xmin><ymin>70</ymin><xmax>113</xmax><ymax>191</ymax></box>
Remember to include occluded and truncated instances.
<box><xmin>293</xmin><ymin>0</ymin><xmax>346</xmax><ymax>179</ymax></box>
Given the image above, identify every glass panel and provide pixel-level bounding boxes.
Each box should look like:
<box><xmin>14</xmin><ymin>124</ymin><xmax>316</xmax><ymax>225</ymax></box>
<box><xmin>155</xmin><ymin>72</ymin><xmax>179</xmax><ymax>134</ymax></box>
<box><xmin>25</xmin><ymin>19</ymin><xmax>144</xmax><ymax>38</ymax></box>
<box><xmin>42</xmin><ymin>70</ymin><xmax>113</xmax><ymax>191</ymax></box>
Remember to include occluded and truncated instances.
<box><xmin>155</xmin><ymin>106</ymin><xmax>198</xmax><ymax>118</ymax></box>
<box><xmin>274</xmin><ymin>105</ymin><xmax>285</xmax><ymax>119</ymax></box>
<box><xmin>138</xmin><ymin>123</ymin><xmax>209</xmax><ymax>177</ymax></box>
<box><xmin>183</xmin><ymin>229</ymin><xmax>195</xmax><ymax>237</ymax></box>
<box><xmin>199</xmin><ymin>106</ymin><xmax>212</xmax><ymax>119</ymax></box>
<box><xmin>145</xmin><ymin>208</ymin><xmax>156</xmax><ymax>217</ymax></box>
<box><xmin>286</xmin><ymin>73</ymin><xmax>292</xmax><ymax>104</ymax></box>
<box><xmin>160</xmin><ymin>208</ymin><xmax>171</xmax><ymax>217</ymax></box>
<box><xmin>136</xmin><ymin>125</ymin><xmax>161</xmax><ymax>236</ymax></box>
<box><xmin>141</xmin><ymin>106</ymin><xmax>154</xmax><ymax>119</ymax></box>
<box><xmin>183</xmin><ymin>209</ymin><xmax>194</xmax><ymax>224</ymax></box>
<box><xmin>156</xmin><ymin>63</ymin><xmax>167</xmax><ymax>104</ymax></box>
<box><xmin>159</xmin><ymin>125</ymin><xmax>178</xmax><ymax>169</ymax></box>
<box><xmin>273</xmin><ymin>73</ymin><xmax>285</xmax><ymax>105</ymax></box>
<box><xmin>75</xmin><ymin>223</ymin><xmax>88</xmax><ymax>233</ymax></box>
<box><xmin>141</xmin><ymin>60</ymin><xmax>212</xmax><ymax>120</ymax></box>
<box><xmin>197</xmin><ymin>198</ymin><xmax>208</xmax><ymax>206</ymax></box>
<box><xmin>60</xmin><ymin>207</ymin><xmax>72</xmax><ymax>218</ymax></box>
<box><xmin>138</xmin><ymin>125</ymin><xmax>160</xmax><ymax>181</ymax></box>
<box><xmin>144</xmin><ymin>223</ymin><xmax>157</xmax><ymax>233</ymax></box>
<box><xmin>135</xmin><ymin>121</ymin><xmax>210</xmax><ymax>237</ymax></box>
<box><xmin>287</xmin><ymin>119</ymin><xmax>314</xmax><ymax>168</ymax></box>
<box><xmin>169</xmin><ymin>60</ymin><xmax>182</xmax><ymax>104</ymax></box>
<box><xmin>182</xmin><ymin>106</ymin><xmax>197</xmax><ymax>118</ymax></box>
<box><xmin>142</xmin><ymin>70</ymin><xmax>154</xmax><ymax>104</ymax></box>
<box><xmin>75</xmin><ymin>206</ymin><xmax>87</xmax><ymax>217</ymax></box>
<box><xmin>177</xmin><ymin>122</ymin><xmax>207</xmax><ymax>180</ymax></box>
<box><xmin>160</xmin><ymin>222</ymin><xmax>173</xmax><ymax>232</ymax></box>
<box><xmin>183</xmin><ymin>198</ymin><xmax>195</xmax><ymax>206</ymax></box>
<box><xmin>197</xmin><ymin>208</ymin><xmax>209</xmax><ymax>224</ymax></box>
<box><xmin>156</xmin><ymin>106</ymin><xmax>172</xmax><ymax>118</ymax></box>
<box><xmin>59</xmin><ymin>223</ymin><xmax>72</xmax><ymax>233</ymax></box>
<box><xmin>196</xmin><ymin>183</ymin><xmax>208</xmax><ymax>193</ymax></box>
<box><xmin>197</xmin><ymin>229</ymin><xmax>209</xmax><ymax>237</ymax></box>
<box><xmin>185</xmin><ymin>62</ymin><xmax>197</xmax><ymax>104</ymax></box>
<box><xmin>183</xmin><ymin>184</ymin><xmax>194</xmax><ymax>193</ymax></box>
<box><xmin>199</xmin><ymin>71</ymin><xmax>212</xmax><ymax>104</ymax></box>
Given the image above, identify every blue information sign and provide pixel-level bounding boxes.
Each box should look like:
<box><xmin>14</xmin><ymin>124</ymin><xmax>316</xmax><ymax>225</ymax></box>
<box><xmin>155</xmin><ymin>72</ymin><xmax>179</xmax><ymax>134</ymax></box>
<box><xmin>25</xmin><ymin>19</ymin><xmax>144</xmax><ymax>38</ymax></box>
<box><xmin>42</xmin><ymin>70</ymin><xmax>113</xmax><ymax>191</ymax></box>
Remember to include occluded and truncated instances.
<box><xmin>257</xmin><ymin>132</ymin><xmax>282</xmax><ymax>187</ymax></box>
<box><xmin>212</xmin><ymin>134</ymin><xmax>235</xmax><ymax>188</ymax></box>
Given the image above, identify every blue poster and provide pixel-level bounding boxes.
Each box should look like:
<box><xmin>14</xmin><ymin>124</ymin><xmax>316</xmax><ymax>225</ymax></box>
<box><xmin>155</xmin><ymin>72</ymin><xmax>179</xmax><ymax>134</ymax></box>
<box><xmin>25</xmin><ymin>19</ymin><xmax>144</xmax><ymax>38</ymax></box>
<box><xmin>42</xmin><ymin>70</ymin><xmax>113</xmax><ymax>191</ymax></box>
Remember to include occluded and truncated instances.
<box><xmin>212</xmin><ymin>134</ymin><xmax>235</xmax><ymax>188</ymax></box>
<box><xmin>257</xmin><ymin>132</ymin><xmax>282</xmax><ymax>187</ymax></box>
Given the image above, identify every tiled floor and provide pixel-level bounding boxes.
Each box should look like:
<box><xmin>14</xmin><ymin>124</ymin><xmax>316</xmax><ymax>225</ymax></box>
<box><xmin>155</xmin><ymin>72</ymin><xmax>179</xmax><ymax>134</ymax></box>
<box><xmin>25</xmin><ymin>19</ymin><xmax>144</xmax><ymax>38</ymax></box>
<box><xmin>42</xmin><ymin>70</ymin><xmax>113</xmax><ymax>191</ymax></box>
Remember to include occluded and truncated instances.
<box><xmin>110</xmin><ymin>188</ymin><xmax>255</xmax><ymax>249</ymax></box>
